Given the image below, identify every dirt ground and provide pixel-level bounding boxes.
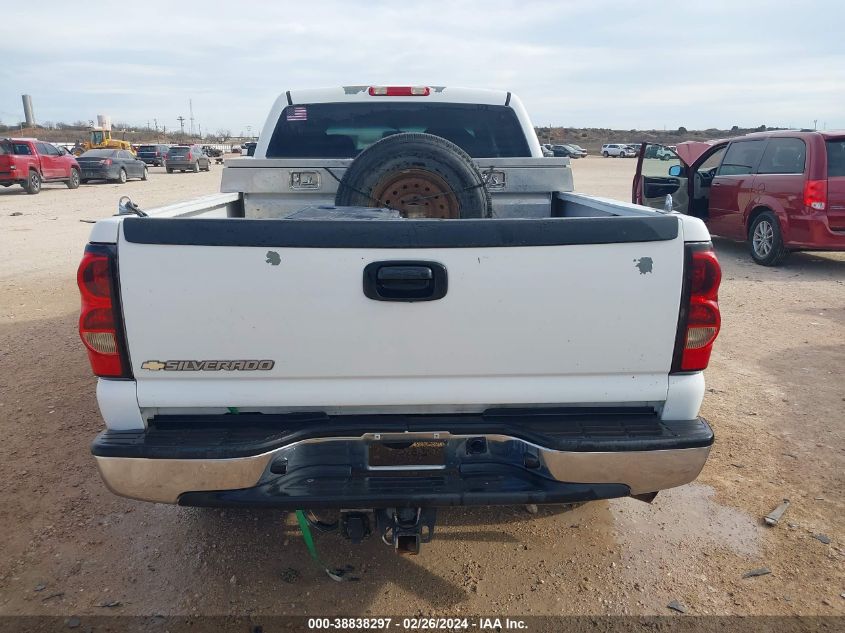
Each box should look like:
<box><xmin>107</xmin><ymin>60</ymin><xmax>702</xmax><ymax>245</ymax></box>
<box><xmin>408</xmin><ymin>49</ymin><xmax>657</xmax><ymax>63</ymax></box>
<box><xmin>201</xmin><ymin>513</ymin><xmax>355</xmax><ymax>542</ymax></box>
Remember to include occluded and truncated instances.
<box><xmin>0</xmin><ymin>158</ymin><xmax>843</xmax><ymax>624</ymax></box>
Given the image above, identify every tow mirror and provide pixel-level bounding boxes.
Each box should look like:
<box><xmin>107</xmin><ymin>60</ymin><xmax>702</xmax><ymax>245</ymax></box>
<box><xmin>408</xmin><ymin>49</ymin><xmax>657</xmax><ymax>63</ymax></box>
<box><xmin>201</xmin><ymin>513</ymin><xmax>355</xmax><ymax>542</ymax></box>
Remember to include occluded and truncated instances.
<box><xmin>668</xmin><ymin>165</ymin><xmax>683</xmax><ymax>177</ymax></box>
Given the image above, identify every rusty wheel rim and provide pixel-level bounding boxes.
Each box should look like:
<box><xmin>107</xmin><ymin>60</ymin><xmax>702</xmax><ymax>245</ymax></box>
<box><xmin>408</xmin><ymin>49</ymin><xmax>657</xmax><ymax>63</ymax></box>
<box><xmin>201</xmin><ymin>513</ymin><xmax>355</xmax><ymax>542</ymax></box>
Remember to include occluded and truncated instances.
<box><xmin>371</xmin><ymin>169</ymin><xmax>459</xmax><ymax>218</ymax></box>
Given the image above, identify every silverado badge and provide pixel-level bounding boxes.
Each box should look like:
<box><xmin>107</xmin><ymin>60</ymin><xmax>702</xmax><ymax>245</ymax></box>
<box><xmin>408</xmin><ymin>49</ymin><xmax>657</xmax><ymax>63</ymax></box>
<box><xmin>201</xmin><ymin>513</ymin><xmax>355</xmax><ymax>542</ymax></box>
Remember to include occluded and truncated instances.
<box><xmin>140</xmin><ymin>360</ymin><xmax>275</xmax><ymax>371</ymax></box>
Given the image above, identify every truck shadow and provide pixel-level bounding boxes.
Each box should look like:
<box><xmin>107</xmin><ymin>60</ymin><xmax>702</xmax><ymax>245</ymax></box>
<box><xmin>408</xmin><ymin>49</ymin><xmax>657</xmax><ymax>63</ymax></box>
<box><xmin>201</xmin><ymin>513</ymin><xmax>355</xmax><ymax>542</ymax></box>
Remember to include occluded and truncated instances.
<box><xmin>170</xmin><ymin>501</ymin><xmax>588</xmax><ymax>610</ymax></box>
<box><xmin>0</xmin><ymin>183</ymin><xmax>72</xmax><ymax>196</ymax></box>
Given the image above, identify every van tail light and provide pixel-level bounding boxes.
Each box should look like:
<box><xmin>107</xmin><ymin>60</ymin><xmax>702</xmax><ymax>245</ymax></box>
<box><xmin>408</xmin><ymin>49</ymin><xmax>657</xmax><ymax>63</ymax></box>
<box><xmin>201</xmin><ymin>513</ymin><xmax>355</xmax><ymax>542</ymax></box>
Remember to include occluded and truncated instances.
<box><xmin>672</xmin><ymin>244</ymin><xmax>721</xmax><ymax>373</ymax></box>
<box><xmin>368</xmin><ymin>86</ymin><xmax>431</xmax><ymax>97</ymax></box>
<box><xmin>77</xmin><ymin>245</ymin><xmax>131</xmax><ymax>378</ymax></box>
<box><xmin>803</xmin><ymin>179</ymin><xmax>827</xmax><ymax>211</ymax></box>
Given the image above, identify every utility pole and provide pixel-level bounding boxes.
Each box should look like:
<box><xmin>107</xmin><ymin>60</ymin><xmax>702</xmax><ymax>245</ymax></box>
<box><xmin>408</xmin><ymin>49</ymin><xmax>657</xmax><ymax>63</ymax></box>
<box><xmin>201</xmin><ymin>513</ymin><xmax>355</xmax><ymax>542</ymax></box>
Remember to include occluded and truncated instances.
<box><xmin>814</xmin><ymin>119</ymin><xmax>818</xmax><ymax>131</ymax></box>
<box><xmin>177</xmin><ymin>116</ymin><xmax>185</xmax><ymax>137</ymax></box>
<box><xmin>189</xmin><ymin>99</ymin><xmax>194</xmax><ymax>137</ymax></box>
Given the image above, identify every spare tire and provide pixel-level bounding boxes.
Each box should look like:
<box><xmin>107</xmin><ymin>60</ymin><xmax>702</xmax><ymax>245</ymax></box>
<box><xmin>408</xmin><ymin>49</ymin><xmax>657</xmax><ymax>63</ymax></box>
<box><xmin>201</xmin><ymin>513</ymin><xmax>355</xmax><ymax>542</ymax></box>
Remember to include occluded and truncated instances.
<box><xmin>334</xmin><ymin>132</ymin><xmax>492</xmax><ymax>218</ymax></box>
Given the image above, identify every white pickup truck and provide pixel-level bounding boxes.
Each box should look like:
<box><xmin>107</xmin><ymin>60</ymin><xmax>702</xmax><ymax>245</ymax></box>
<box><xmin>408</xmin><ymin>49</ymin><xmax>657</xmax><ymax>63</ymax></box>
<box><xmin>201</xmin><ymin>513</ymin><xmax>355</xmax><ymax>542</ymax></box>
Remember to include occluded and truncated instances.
<box><xmin>79</xmin><ymin>86</ymin><xmax>721</xmax><ymax>553</ymax></box>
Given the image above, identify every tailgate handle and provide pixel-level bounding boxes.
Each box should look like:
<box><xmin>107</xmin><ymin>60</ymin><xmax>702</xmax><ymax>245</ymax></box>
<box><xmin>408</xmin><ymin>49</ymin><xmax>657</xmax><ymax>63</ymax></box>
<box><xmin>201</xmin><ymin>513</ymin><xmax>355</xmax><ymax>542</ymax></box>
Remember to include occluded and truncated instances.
<box><xmin>363</xmin><ymin>261</ymin><xmax>448</xmax><ymax>302</ymax></box>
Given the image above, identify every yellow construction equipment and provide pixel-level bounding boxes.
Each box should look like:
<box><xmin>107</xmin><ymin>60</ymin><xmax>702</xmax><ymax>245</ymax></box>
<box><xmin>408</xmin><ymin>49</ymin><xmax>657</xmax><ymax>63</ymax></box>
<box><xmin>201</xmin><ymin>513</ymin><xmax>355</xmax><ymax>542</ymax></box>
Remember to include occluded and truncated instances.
<box><xmin>73</xmin><ymin>128</ymin><xmax>134</xmax><ymax>155</ymax></box>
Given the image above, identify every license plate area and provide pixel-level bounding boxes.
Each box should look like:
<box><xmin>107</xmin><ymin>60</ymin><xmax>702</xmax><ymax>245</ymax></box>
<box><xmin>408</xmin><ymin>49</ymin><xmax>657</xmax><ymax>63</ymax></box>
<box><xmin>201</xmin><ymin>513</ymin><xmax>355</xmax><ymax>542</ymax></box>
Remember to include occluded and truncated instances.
<box><xmin>368</xmin><ymin>441</ymin><xmax>446</xmax><ymax>468</ymax></box>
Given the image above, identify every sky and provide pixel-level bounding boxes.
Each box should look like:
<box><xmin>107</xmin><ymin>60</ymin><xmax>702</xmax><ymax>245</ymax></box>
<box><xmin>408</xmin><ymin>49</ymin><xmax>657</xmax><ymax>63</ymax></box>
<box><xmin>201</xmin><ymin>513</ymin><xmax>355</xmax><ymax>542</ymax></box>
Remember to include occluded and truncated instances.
<box><xmin>2</xmin><ymin>0</ymin><xmax>844</xmax><ymax>135</ymax></box>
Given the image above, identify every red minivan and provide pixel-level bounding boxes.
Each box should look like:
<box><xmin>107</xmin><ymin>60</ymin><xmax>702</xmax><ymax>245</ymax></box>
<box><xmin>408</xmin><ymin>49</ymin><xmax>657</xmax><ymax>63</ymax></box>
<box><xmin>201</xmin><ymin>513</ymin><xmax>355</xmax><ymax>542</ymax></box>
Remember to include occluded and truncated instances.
<box><xmin>632</xmin><ymin>131</ymin><xmax>845</xmax><ymax>265</ymax></box>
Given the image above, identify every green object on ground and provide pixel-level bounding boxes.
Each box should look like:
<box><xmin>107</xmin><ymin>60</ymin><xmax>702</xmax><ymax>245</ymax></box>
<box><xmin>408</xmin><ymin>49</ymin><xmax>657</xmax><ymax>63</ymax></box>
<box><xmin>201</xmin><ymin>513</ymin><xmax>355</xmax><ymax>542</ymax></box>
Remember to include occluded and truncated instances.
<box><xmin>294</xmin><ymin>510</ymin><xmax>358</xmax><ymax>582</ymax></box>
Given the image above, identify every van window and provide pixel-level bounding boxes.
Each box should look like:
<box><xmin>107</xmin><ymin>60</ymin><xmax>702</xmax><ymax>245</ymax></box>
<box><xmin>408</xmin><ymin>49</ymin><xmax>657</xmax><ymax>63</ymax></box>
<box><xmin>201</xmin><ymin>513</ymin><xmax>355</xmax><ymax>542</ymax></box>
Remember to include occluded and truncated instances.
<box><xmin>826</xmin><ymin>139</ymin><xmax>845</xmax><ymax>177</ymax></box>
<box><xmin>718</xmin><ymin>140</ymin><xmax>765</xmax><ymax>176</ymax></box>
<box><xmin>266</xmin><ymin>102</ymin><xmax>531</xmax><ymax>158</ymax></box>
<box><xmin>757</xmin><ymin>138</ymin><xmax>806</xmax><ymax>175</ymax></box>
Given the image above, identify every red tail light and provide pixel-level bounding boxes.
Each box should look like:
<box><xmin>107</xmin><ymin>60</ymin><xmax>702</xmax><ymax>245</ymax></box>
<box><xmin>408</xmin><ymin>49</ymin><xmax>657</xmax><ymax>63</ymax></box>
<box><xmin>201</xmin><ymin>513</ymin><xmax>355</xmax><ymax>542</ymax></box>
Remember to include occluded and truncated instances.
<box><xmin>673</xmin><ymin>245</ymin><xmax>721</xmax><ymax>372</ymax></box>
<box><xmin>803</xmin><ymin>179</ymin><xmax>827</xmax><ymax>211</ymax></box>
<box><xmin>77</xmin><ymin>246</ymin><xmax>130</xmax><ymax>378</ymax></box>
<box><xmin>99</xmin><ymin>158</ymin><xmax>112</xmax><ymax>166</ymax></box>
<box><xmin>368</xmin><ymin>86</ymin><xmax>430</xmax><ymax>97</ymax></box>
<box><xmin>186</xmin><ymin>152</ymin><xmax>193</xmax><ymax>160</ymax></box>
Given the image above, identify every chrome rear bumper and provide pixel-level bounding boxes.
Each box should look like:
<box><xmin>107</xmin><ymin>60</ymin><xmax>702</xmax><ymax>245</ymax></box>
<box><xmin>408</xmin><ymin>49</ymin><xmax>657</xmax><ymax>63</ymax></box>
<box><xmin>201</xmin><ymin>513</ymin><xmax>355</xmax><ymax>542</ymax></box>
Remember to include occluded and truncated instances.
<box><xmin>94</xmin><ymin>429</ymin><xmax>711</xmax><ymax>505</ymax></box>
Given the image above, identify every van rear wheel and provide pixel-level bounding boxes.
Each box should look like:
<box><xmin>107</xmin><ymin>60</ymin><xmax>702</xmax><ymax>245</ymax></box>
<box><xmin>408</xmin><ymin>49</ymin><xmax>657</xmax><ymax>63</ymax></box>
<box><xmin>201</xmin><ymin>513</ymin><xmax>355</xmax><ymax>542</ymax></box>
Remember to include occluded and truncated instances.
<box><xmin>749</xmin><ymin>211</ymin><xmax>789</xmax><ymax>266</ymax></box>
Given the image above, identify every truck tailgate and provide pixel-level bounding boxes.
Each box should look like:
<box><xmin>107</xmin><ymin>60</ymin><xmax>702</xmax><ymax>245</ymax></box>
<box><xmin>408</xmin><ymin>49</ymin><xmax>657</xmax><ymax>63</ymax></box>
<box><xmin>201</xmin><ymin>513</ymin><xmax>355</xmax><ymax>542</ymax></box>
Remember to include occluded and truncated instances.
<box><xmin>117</xmin><ymin>216</ymin><xmax>684</xmax><ymax>410</ymax></box>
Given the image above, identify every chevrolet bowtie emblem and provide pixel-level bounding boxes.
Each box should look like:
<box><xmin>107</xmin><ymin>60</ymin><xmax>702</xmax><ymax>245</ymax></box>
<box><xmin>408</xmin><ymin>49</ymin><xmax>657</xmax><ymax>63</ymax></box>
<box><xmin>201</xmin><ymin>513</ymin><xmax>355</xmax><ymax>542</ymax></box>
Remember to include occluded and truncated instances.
<box><xmin>141</xmin><ymin>360</ymin><xmax>166</xmax><ymax>371</ymax></box>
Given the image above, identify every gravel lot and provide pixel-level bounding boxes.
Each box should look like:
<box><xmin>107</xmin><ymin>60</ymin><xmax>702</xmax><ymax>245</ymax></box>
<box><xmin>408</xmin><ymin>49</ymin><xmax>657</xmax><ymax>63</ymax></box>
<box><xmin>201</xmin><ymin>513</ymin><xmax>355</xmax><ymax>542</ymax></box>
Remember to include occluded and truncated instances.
<box><xmin>0</xmin><ymin>158</ymin><xmax>842</xmax><ymax>622</ymax></box>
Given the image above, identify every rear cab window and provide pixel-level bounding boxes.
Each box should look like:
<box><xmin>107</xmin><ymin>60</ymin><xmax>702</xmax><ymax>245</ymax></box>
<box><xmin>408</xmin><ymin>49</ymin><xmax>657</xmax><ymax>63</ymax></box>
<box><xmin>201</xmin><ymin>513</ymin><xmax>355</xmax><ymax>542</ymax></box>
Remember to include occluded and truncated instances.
<box><xmin>266</xmin><ymin>102</ymin><xmax>531</xmax><ymax>158</ymax></box>
<box><xmin>826</xmin><ymin>139</ymin><xmax>845</xmax><ymax>177</ymax></box>
<box><xmin>718</xmin><ymin>140</ymin><xmax>766</xmax><ymax>176</ymax></box>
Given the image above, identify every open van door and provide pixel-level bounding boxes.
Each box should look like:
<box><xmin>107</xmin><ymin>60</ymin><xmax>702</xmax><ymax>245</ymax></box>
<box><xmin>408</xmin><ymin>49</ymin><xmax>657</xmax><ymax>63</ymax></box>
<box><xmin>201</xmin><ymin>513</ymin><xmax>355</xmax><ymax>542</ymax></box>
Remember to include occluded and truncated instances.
<box><xmin>632</xmin><ymin>144</ymin><xmax>689</xmax><ymax>214</ymax></box>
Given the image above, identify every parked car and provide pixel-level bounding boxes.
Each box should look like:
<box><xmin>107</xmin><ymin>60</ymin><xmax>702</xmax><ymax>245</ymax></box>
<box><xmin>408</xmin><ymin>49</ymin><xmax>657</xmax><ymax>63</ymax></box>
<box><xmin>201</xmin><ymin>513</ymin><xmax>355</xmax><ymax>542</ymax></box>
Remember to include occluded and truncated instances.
<box><xmin>550</xmin><ymin>144</ymin><xmax>576</xmax><ymax>158</ymax></box>
<box><xmin>0</xmin><ymin>138</ymin><xmax>81</xmax><ymax>193</ymax></box>
<box><xmin>165</xmin><ymin>144</ymin><xmax>211</xmax><ymax>172</ymax></box>
<box><xmin>633</xmin><ymin>131</ymin><xmax>845</xmax><ymax>265</ymax></box>
<box><xmin>202</xmin><ymin>145</ymin><xmax>223</xmax><ymax>158</ymax></box>
<box><xmin>80</xmin><ymin>85</ymin><xmax>720</xmax><ymax>554</ymax></box>
<box><xmin>644</xmin><ymin>144</ymin><xmax>673</xmax><ymax>160</ymax></box>
<box><xmin>136</xmin><ymin>144</ymin><xmax>170</xmax><ymax>167</ymax></box>
<box><xmin>559</xmin><ymin>143</ymin><xmax>587</xmax><ymax>158</ymax></box>
<box><xmin>243</xmin><ymin>142</ymin><xmax>257</xmax><ymax>157</ymax></box>
<box><xmin>602</xmin><ymin>143</ymin><xmax>636</xmax><ymax>158</ymax></box>
<box><xmin>76</xmin><ymin>149</ymin><xmax>148</xmax><ymax>184</ymax></box>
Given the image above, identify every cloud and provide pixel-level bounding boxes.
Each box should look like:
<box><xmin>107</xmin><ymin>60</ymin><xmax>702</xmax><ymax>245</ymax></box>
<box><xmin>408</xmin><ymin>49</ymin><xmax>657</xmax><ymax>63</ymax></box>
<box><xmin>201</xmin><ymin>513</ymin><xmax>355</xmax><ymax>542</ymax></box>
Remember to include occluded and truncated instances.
<box><xmin>1</xmin><ymin>0</ymin><xmax>843</xmax><ymax>131</ymax></box>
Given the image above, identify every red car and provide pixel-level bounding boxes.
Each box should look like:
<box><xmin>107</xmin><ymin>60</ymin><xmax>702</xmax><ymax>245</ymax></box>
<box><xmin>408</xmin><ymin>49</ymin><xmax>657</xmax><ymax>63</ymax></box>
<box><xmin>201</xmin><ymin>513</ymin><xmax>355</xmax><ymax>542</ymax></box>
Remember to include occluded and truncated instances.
<box><xmin>633</xmin><ymin>130</ymin><xmax>845</xmax><ymax>265</ymax></box>
<box><xmin>0</xmin><ymin>138</ymin><xmax>81</xmax><ymax>194</ymax></box>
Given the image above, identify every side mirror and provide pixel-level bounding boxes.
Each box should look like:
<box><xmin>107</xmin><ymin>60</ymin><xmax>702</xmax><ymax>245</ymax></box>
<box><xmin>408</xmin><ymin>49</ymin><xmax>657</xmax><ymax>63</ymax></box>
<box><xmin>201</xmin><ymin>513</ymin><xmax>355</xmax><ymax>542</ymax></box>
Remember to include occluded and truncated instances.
<box><xmin>668</xmin><ymin>165</ymin><xmax>683</xmax><ymax>177</ymax></box>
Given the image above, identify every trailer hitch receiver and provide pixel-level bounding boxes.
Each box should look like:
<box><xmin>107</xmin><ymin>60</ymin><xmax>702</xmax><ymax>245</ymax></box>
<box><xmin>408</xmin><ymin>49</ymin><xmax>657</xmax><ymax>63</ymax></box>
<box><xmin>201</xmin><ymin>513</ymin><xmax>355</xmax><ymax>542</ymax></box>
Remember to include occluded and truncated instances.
<box><xmin>376</xmin><ymin>508</ymin><xmax>437</xmax><ymax>554</ymax></box>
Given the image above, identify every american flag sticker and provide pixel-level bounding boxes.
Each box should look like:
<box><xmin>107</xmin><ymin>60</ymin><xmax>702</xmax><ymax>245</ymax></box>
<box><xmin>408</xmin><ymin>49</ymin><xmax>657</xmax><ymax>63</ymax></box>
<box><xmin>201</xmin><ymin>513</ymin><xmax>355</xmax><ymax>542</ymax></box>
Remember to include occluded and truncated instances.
<box><xmin>286</xmin><ymin>106</ymin><xmax>307</xmax><ymax>121</ymax></box>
